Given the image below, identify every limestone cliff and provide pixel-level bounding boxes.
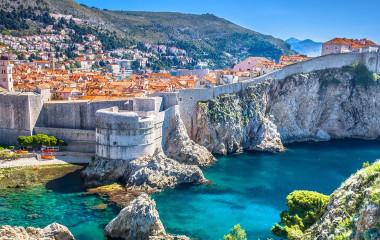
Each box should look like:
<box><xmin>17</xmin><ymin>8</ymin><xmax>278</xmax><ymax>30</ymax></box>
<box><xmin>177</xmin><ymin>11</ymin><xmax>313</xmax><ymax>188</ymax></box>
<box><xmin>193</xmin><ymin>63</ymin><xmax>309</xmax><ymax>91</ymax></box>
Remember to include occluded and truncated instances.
<box><xmin>0</xmin><ymin>223</ymin><xmax>75</xmax><ymax>240</ymax></box>
<box><xmin>165</xmin><ymin>112</ymin><xmax>216</xmax><ymax>167</ymax></box>
<box><xmin>304</xmin><ymin>161</ymin><xmax>380</xmax><ymax>240</ymax></box>
<box><xmin>195</xmin><ymin>64</ymin><xmax>380</xmax><ymax>154</ymax></box>
<box><xmin>105</xmin><ymin>193</ymin><xmax>189</xmax><ymax>240</ymax></box>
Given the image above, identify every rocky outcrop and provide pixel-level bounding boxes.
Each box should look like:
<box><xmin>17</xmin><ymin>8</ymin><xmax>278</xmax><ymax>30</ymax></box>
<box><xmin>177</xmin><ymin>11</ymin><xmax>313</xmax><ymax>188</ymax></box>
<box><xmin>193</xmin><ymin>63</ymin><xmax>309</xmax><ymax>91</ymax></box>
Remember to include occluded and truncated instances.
<box><xmin>125</xmin><ymin>151</ymin><xmax>206</xmax><ymax>191</ymax></box>
<box><xmin>82</xmin><ymin>157</ymin><xmax>131</xmax><ymax>187</ymax></box>
<box><xmin>304</xmin><ymin>161</ymin><xmax>380</xmax><ymax>240</ymax></box>
<box><xmin>82</xmin><ymin>151</ymin><xmax>206</xmax><ymax>191</ymax></box>
<box><xmin>0</xmin><ymin>223</ymin><xmax>75</xmax><ymax>240</ymax></box>
<box><xmin>165</xmin><ymin>112</ymin><xmax>215</xmax><ymax>167</ymax></box>
<box><xmin>195</xmin><ymin>65</ymin><xmax>380</xmax><ymax>154</ymax></box>
<box><xmin>105</xmin><ymin>193</ymin><xmax>189</xmax><ymax>240</ymax></box>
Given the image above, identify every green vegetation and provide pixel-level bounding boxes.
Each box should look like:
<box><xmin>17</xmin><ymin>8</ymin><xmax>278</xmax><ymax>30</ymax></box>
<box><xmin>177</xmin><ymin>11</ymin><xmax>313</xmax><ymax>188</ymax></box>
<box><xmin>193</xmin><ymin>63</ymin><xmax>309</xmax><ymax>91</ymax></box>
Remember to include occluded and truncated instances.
<box><xmin>223</xmin><ymin>224</ymin><xmax>247</xmax><ymax>240</ymax></box>
<box><xmin>0</xmin><ymin>0</ymin><xmax>294</xmax><ymax>68</ymax></box>
<box><xmin>17</xmin><ymin>134</ymin><xmax>58</xmax><ymax>148</ymax></box>
<box><xmin>342</xmin><ymin>63</ymin><xmax>378</xmax><ymax>88</ymax></box>
<box><xmin>0</xmin><ymin>164</ymin><xmax>84</xmax><ymax>189</ymax></box>
<box><xmin>272</xmin><ymin>190</ymin><xmax>330</xmax><ymax>239</ymax></box>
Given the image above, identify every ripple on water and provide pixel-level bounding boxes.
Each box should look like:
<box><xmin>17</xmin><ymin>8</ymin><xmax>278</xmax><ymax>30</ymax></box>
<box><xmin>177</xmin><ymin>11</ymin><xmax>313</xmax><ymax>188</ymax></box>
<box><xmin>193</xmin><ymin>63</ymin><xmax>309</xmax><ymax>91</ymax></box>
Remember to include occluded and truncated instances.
<box><xmin>0</xmin><ymin>170</ymin><xmax>120</xmax><ymax>240</ymax></box>
<box><xmin>154</xmin><ymin>139</ymin><xmax>380</xmax><ymax>240</ymax></box>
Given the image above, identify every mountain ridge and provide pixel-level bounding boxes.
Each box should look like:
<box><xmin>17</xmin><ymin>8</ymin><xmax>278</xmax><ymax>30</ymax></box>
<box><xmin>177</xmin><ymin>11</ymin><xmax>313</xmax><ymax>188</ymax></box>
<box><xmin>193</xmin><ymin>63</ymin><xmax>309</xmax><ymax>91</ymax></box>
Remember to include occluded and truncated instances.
<box><xmin>286</xmin><ymin>37</ymin><xmax>322</xmax><ymax>57</ymax></box>
<box><xmin>0</xmin><ymin>0</ymin><xmax>295</xmax><ymax>68</ymax></box>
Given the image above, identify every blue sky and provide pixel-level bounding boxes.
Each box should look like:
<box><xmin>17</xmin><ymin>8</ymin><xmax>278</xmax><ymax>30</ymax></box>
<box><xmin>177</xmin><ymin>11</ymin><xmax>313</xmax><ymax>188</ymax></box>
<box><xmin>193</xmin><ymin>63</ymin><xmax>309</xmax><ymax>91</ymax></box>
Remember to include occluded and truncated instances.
<box><xmin>76</xmin><ymin>0</ymin><xmax>380</xmax><ymax>43</ymax></box>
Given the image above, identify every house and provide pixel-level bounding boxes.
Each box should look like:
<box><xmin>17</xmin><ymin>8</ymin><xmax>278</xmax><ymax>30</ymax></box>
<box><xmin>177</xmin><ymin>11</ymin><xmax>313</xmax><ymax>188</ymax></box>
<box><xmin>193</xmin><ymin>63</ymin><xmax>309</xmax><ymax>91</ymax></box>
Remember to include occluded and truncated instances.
<box><xmin>233</xmin><ymin>57</ymin><xmax>276</xmax><ymax>73</ymax></box>
<box><xmin>322</xmin><ymin>38</ymin><xmax>379</xmax><ymax>55</ymax></box>
<box><xmin>279</xmin><ymin>55</ymin><xmax>309</xmax><ymax>66</ymax></box>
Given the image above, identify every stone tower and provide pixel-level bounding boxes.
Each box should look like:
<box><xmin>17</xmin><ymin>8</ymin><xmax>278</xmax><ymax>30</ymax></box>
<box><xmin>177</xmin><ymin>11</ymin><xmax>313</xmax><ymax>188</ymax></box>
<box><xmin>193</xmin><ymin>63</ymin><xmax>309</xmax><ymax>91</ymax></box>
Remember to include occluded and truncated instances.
<box><xmin>0</xmin><ymin>56</ymin><xmax>14</xmax><ymax>92</ymax></box>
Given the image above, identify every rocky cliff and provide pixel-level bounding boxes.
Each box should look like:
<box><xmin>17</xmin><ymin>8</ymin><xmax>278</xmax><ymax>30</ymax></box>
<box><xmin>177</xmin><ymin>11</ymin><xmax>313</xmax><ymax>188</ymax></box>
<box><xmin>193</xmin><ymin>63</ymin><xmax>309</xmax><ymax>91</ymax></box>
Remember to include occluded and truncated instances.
<box><xmin>0</xmin><ymin>223</ymin><xmax>75</xmax><ymax>240</ymax></box>
<box><xmin>304</xmin><ymin>161</ymin><xmax>380</xmax><ymax>239</ymax></box>
<box><xmin>195</xmin><ymin>64</ymin><xmax>380</xmax><ymax>154</ymax></box>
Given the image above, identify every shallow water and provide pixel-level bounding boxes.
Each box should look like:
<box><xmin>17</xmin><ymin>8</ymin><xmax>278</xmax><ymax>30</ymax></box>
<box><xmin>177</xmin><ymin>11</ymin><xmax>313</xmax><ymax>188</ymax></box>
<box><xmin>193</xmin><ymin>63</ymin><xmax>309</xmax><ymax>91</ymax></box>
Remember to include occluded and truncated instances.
<box><xmin>0</xmin><ymin>168</ymin><xmax>119</xmax><ymax>240</ymax></box>
<box><xmin>154</xmin><ymin>139</ymin><xmax>380</xmax><ymax>240</ymax></box>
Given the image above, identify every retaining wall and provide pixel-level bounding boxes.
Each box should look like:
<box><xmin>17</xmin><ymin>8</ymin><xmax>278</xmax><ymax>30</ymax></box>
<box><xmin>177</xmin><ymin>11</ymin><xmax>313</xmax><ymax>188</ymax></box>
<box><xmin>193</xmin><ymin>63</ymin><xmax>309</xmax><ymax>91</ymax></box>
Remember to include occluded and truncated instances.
<box><xmin>34</xmin><ymin>127</ymin><xmax>96</xmax><ymax>153</ymax></box>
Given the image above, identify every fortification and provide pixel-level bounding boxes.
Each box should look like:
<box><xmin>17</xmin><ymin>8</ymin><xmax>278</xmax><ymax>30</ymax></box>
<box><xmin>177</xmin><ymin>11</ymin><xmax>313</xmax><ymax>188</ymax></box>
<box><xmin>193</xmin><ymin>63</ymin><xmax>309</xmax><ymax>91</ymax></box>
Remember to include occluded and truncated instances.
<box><xmin>0</xmin><ymin>52</ymin><xmax>379</xmax><ymax>153</ymax></box>
<box><xmin>95</xmin><ymin>97</ymin><xmax>178</xmax><ymax>161</ymax></box>
<box><xmin>176</xmin><ymin>52</ymin><xmax>380</xmax><ymax>138</ymax></box>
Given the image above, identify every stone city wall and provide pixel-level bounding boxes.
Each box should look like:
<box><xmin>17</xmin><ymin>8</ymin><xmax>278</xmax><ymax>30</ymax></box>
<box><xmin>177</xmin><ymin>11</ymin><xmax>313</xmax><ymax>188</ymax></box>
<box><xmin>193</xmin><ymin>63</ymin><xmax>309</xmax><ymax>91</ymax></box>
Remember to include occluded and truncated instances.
<box><xmin>34</xmin><ymin>127</ymin><xmax>96</xmax><ymax>153</ymax></box>
<box><xmin>0</xmin><ymin>92</ymin><xmax>44</xmax><ymax>145</ymax></box>
<box><xmin>95</xmin><ymin>99</ymin><xmax>177</xmax><ymax>161</ymax></box>
<box><xmin>176</xmin><ymin>52</ymin><xmax>380</xmax><ymax>138</ymax></box>
<box><xmin>36</xmin><ymin>100</ymin><xmax>128</xmax><ymax>130</ymax></box>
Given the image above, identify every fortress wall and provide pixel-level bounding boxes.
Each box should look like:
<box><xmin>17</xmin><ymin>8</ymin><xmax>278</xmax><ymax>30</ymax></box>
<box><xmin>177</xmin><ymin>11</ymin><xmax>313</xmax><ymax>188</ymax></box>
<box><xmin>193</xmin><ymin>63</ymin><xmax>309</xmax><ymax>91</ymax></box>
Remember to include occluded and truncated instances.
<box><xmin>37</xmin><ymin>100</ymin><xmax>128</xmax><ymax>130</ymax></box>
<box><xmin>0</xmin><ymin>93</ymin><xmax>44</xmax><ymax>145</ymax></box>
<box><xmin>149</xmin><ymin>92</ymin><xmax>178</xmax><ymax>109</ymax></box>
<box><xmin>95</xmin><ymin>107</ymin><xmax>164</xmax><ymax>161</ymax></box>
<box><xmin>177</xmin><ymin>88</ymin><xmax>214</xmax><ymax>138</ymax></box>
<box><xmin>362</xmin><ymin>52</ymin><xmax>380</xmax><ymax>73</ymax></box>
<box><xmin>94</xmin><ymin>98</ymin><xmax>178</xmax><ymax>161</ymax></box>
<box><xmin>176</xmin><ymin>52</ymin><xmax>378</xmax><ymax>137</ymax></box>
<box><xmin>34</xmin><ymin>127</ymin><xmax>96</xmax><ymax>153</ymax></box>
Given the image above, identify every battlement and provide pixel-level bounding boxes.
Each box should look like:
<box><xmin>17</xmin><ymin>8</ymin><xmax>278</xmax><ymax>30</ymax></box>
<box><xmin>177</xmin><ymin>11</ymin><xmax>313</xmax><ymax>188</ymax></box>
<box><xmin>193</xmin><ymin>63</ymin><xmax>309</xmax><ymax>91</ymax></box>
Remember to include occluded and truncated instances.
<box><xmin>95</xmin><ymin>97</ymin><xmax>175</xmax><ymax>161</ymax></box>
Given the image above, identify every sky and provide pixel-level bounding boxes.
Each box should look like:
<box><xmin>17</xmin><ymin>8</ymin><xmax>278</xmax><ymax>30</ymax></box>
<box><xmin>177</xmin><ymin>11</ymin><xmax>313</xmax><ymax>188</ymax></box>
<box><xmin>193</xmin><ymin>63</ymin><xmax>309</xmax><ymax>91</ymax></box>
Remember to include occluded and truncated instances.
<box><xmin>76</xmin><ymin>0</ymin><xmax>380</xmax><ymax>43</ymax></box>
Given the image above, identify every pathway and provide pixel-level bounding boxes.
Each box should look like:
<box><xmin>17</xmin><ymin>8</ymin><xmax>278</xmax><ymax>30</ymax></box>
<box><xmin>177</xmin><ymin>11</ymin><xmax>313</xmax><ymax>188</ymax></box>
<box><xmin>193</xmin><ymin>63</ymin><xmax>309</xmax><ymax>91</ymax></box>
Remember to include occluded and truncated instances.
<box><xmin>0</xmin><ymin>152</ymin><xmax>93</xmax><ymax>169</ymax></box>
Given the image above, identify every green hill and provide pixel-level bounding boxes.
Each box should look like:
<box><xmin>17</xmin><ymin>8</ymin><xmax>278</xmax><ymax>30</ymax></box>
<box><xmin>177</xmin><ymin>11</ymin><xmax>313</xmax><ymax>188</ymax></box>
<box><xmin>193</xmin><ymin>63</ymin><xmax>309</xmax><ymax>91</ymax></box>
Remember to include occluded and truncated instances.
<box><xmin>0</xmin><ymin>0</ymin><xmax>295</xmax><ymax>68</ymax></box>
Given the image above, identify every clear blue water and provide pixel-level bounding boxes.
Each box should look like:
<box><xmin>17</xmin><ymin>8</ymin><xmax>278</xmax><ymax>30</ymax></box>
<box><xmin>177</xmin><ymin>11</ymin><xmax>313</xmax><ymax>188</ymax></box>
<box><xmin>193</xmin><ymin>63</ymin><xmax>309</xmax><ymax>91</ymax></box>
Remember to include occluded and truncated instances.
<box><xmin>0</xmin><ymin>168</ymin><xmax>120</xmax><ymax>240</ymax></box>
<box><xmin>153</xmin><ymin>140</ymin><xmax>380</xmax><ymax>240</ymax></box>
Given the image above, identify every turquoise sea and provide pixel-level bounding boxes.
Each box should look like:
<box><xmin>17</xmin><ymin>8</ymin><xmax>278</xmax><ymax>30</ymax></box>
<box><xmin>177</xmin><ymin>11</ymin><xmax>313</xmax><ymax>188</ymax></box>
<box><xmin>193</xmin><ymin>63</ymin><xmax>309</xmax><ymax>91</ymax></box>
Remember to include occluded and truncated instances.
<box><xmin>0</xmin><ymin>169</ymin><xmax>120</xmax><ymax>240</ymax></box>
<box><xmin>0</xmin><ymin>140</ymin><xmax>379</xmax><ymax>240</ymax></box>
<box><xmin>153</xmin><ymin>140</ymin><xmax>380</xmax><ymax>240</ymax></box>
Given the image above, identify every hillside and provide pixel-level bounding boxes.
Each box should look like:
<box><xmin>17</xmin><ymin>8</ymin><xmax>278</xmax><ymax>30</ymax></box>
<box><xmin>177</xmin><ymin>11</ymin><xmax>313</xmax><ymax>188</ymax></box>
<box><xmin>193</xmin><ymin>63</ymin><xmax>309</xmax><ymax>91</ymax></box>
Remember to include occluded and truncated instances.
<box><xmin>0</xmin><ymin>0</ymin><xmax>294</xmax><ymax>68</ymax></box>
<box><xmin>286</xmin><ymin>38</ymin><xmax>322</xmax><ymax>57</ymax></box>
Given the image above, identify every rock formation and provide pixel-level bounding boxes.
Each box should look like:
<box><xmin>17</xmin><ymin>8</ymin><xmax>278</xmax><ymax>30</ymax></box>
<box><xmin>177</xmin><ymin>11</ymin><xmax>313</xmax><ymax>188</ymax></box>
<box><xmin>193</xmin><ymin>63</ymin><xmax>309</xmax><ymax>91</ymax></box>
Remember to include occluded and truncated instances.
<box><xmin>304</xmin><ymin>161</ymin><xmax>380</xmax><ymax>239</ymax></box>
<box><xmin>83</xmin><ymin>151</ymin><xmax>205</xmax><ymax>191</ymax></box>
<box><xmin>0</xmin><ymin>223</ymin><xmax>75</xmax><ymax>240</ymax></box>
<box><xmin>196</xmin><ymin>65</ymin><xmax>380</xmax><ymax>154</ymax></box>
<box><xmin>105</xmin><ymin>193</ymin><xmax>189</xmax><ymax>240</ymax></box>
<box><xmin>125</xmin><ymin>151</ymin><xmax>206</xmax><ymax>191</ymax></box>
<box><xmin>83</xmin><ymin>107</ymin><xmax>213</xmax><ymax>188</ymax></box>
<box><xmin>165</xmin><ymin>112</ymin><xmax>215</xmax><ymax>167</ymax></box>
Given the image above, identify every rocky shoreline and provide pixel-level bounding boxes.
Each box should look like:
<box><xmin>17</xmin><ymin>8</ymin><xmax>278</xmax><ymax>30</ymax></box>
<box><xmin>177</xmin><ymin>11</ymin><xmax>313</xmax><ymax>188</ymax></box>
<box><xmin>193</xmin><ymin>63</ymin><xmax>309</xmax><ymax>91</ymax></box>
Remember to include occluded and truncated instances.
<box><xmin>0</xmin><ymin>223</ymin><xmax>75</xmax><ymax>240</ymax></box>
<box><xmin>82</xmin><ymin>110</ymin><xmax>215</xmax><ymax>239</ymax></box>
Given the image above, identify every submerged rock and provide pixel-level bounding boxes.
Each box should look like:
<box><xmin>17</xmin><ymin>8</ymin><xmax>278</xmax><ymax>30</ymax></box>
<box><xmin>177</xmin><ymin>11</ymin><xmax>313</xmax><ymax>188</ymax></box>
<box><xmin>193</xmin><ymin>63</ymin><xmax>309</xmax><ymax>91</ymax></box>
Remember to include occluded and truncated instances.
<box><xmin>105</xmin><ymin>193</ymin><xmax>189</xmax><ymax>240</ymax></box>
<box><xmin>0</xmin><ymin>223</ymin><xmax>75</xmax><ymax>240</ymax></box>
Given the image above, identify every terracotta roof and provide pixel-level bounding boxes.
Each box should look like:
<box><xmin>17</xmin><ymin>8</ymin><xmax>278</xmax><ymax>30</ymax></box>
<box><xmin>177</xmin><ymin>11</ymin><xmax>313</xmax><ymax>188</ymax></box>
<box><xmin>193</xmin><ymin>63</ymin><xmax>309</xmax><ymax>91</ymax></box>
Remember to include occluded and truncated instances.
<box><xmin>324</xmin><ymin>38</ymin><xmax>378</xmax><ymax>49</ymax></box>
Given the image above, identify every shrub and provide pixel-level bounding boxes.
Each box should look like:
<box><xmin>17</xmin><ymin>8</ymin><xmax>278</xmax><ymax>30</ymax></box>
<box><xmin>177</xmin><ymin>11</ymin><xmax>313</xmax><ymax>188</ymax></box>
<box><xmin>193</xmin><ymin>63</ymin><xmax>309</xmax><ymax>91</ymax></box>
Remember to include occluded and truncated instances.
<box><xmin>17</xmin><ymin>134</ymin><xmax>59</xmax><ymax>148</ymax></box>
<box><xmin>272</xmin><ymin>190</ymin><xmax>330</xmax><ymax>239</ymax></box>
<box><xmin>223</xmin><ymin>224</ymin><xmax>247</xmax><ymax>240</ymax></box>
<box><xmin>17</xmin><ymin>136</ymin><xmax>34</xmax><ymax>148</ymax></box>
<box><xmin>362</xmin><ymin>161</ymin><xmax>370</xmax><ymax>168</ymax></box>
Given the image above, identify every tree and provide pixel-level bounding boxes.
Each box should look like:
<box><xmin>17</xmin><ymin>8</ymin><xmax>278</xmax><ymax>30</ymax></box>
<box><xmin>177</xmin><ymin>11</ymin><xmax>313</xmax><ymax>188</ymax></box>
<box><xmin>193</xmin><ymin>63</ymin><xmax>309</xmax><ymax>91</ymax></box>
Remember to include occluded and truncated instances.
<box><xmin>224</xmin><ymin>224</ymin><xmax>247</xmax><ymax>240</ymax></box>
<box><xmin>17</xmin><ymin>136</ymin><xmax>34</xmax><ymax>148</ymax></box>
<box><xmin>272</xmin><ymin>190</ymin><xmax>330</xmax><ymax>239</ymax></box>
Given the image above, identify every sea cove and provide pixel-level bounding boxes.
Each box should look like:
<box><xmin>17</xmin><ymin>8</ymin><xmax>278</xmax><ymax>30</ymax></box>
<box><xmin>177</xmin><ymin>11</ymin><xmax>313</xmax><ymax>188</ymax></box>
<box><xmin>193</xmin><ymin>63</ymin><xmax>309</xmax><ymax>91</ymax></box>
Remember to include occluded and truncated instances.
<box><xmin>154</xmin><ymin>140</ymin><xmax>380</xmax><ymax>239</ymax></box>
<box><xmin>0</xmin><ymin>168</ymin><xmax>120</xmax><ymax>240</ymax></box>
